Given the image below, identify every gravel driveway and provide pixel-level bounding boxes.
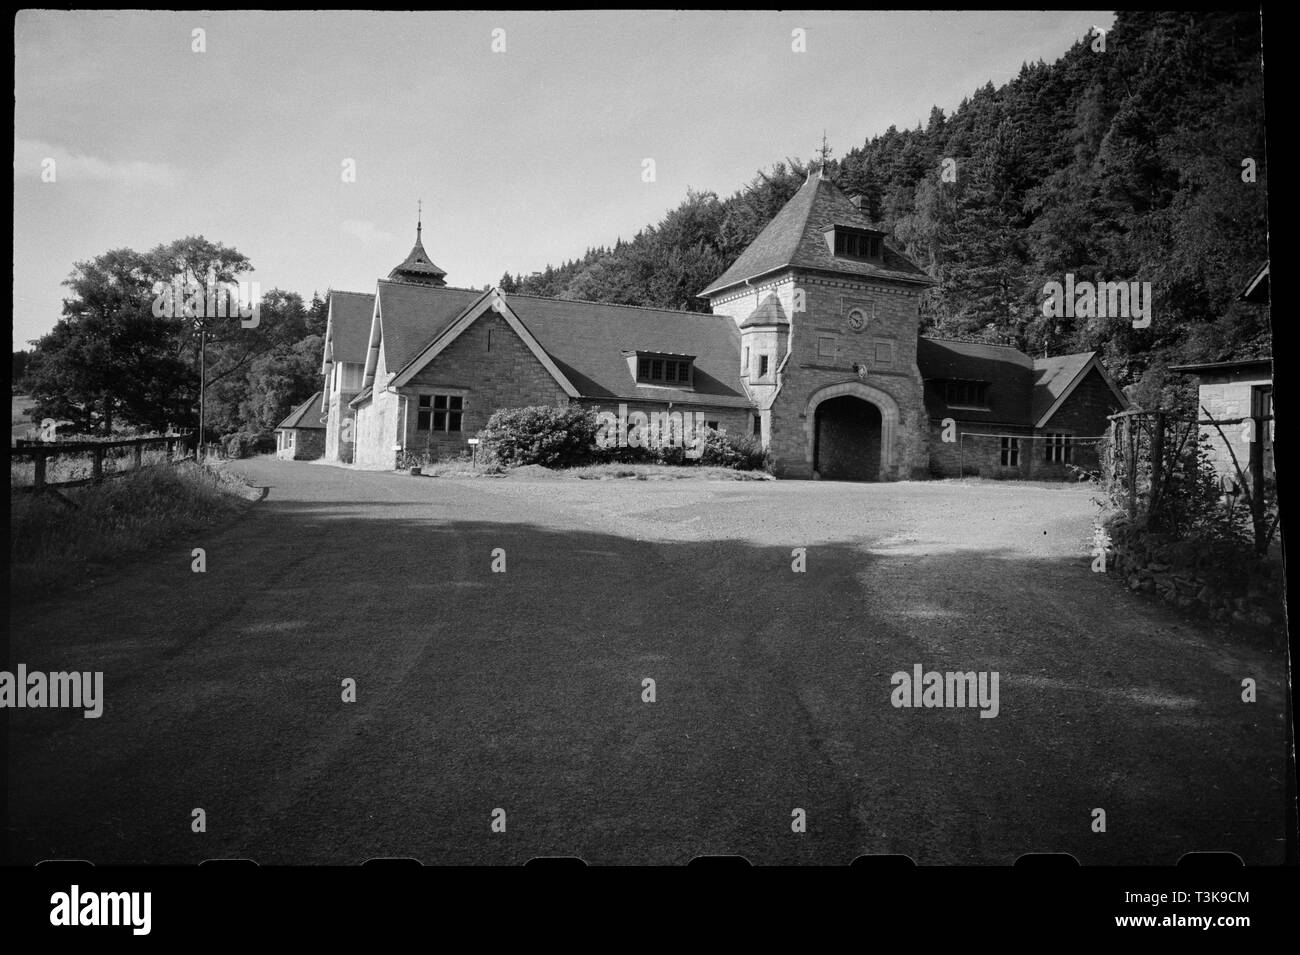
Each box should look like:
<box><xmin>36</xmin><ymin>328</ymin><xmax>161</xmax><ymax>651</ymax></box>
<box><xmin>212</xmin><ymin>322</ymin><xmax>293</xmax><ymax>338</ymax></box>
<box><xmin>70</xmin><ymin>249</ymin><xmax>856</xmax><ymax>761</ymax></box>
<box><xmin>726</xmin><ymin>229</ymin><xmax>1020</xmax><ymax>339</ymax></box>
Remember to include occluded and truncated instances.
<box><xmin>7</xmin><ymin>458</ymin><xmax>1288</xmax><ymax>864</ymax></box>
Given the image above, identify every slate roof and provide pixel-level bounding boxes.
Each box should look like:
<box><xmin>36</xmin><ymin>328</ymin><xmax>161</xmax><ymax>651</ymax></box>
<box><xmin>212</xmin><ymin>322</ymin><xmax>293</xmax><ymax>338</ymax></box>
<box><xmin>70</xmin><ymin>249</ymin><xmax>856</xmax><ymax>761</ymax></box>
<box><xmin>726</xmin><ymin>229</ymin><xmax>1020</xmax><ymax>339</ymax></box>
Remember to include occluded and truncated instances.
<box><xmin>699</xmin><ymin>171</ymin><xmax>935</xmax><ymax>298</ymax></box>
<box><xmin>357</xmin><ymin>283</ymin><xmax>749</xmax><ymax>408</ymax></box>
<box><xmin>740</xmin><ymin>292</ymin><xmax>790</xmax><ymax>328</ymax></box>
<box><xmin>917</xmin><ymin>337</ymin><xmax>1035</xmax><ymax>425</ymax></box>
<box><xmin>506</xmin><ymin>294</ymin><xmax>750</xmax><ymax>407</ymax></box>
<box><xmin>277</xmin><ymin>391</ymin><xmax>325</xmax><ymax>430</ymax></box>
<box><xmin>374</xmin><ymin>281</ymin><xmax>485</xmax><ymax>373</ymax></box>
<box><xmin>324</xmin><ymin>290</ymin><xmax>376</xmax><ymax>367</ymax></box>
<box><xmin>1031</xmin><ymin>352</ymin><xmax>1097</xmax><ymax>423</ymax></box>
<box><xmin>1168</xmin><ymin>357</ymin><xmax>1273</xmax><ymax>375</ymax></box>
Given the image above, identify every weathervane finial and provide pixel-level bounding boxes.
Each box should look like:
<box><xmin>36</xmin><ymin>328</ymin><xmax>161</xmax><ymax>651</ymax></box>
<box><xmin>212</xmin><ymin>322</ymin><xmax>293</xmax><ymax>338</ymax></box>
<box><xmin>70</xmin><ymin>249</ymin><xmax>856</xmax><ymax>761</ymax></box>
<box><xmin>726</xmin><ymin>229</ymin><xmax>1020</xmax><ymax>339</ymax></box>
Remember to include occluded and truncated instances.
<box><xmin>818</xmin><ymin>132</ymin><xmax>832</xmax><ymax>169</ymax></box>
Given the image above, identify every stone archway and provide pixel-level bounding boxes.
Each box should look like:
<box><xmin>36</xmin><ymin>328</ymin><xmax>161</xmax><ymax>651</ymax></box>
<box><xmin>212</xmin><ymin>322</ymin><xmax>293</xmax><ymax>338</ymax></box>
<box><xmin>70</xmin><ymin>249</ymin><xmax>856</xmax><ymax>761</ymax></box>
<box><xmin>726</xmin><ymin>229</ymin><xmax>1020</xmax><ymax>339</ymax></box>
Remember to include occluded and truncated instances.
<box><xmin>804</xmin><ymin>382</ymin><xmax>899</xmax><ymax>481</ymax></box>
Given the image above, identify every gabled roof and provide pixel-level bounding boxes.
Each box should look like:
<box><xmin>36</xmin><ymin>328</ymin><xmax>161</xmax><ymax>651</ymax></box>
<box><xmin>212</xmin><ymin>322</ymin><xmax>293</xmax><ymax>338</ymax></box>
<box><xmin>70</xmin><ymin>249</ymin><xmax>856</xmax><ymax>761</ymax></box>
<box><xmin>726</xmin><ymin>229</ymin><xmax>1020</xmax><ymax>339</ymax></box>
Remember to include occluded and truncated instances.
<box><xmin>277</xmin><ymin>391</ymin><xmax>325</xmax><ymax>430</ymax></box>
<box><xmin>916</xmin><ymin>337</ymin><xmax>1035</xmax><ymax>425</ymax></box>
<box><xmin>507</xmin><ymin>294</ymin><xmax>750</xmax><ymax>407</ymax></box>
<box><xmin>322</xmin><ymin>290</ymin><xmax>376</xmax><ymax>372</ymax></box>
<box><xmin>354</xmin><ymin>285</ymin><xmax>750</xmax><ymax>409</ymax></box>
<box><xmin>699</xmin><ymin>170</ymin><xmax>934</xmax><ymax>298</ymax></box>
<box><xmin>370</xmin><ymin>281</ymin><xmax>485</xmax><ymax>379</ymax></box>
<box><xmin>1032</xmin><ymin>352</ymin><xmax>1129</xmax><ymax>427</ymax></box>
<box><xmin>388</xmin><ymin>290</ymin><xmax>579</xmax><ymax>398</ymax></box>
<box><xmin>1031</xmin><ymin>352</ymin><xmax>1095</xmax><ymax>423</ymax></box>
<box><xmin>740</xmin><ymin>292</ymin><xmax>790</xmax><ymax>328</ymax></box>
<box><xmin>917</xmin><ymin>337</ymin><xmax>1127</xmax><ymax>427</ymax></box>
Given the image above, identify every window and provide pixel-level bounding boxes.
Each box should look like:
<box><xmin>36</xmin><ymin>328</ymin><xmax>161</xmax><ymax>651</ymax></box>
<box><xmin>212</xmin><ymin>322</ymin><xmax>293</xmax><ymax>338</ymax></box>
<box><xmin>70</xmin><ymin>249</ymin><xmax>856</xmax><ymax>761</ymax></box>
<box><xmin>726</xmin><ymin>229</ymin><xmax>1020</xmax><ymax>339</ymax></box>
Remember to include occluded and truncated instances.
<box><xmin>1000</xmin><ymin>437</ymin><xmax>1020</xmax><ymax>467</ymax></box>
<box><xmin>759</xmin><ymin>354</ymin><xmax>770</xmax><ymax>378</ymax></box>
<box><xmin>752</xmin><ymin>415</ymin><xmax>761</xmax><ymax>437</ymax></box>
<box><xmin>1045</xmin><ymin>433</ymin><xmax>1071</xmax><ymax>464</ymax></box>
<box><xmin>636</xmin><ymin>354</ymin><xmax>693</xmax><ymax>386</ymax></box>
<box><xmin>833</xmin><ymin>230</ymin><xmax>882</xmax><ymax>259</ymax></box>
<box><xmin>705</xmin><ymin>420</ymin><xmax>720</xmax><ymax>431</ymax></box>
<box><xmin>874</xmin><ymin>342</ymin><xmax>893</xmax><ymax>365</ymax></box>
<box><xmin>743</xmin><ymin>346</ymin><xmax>750</xmax><ymax>373</ymax></box>
<box><xmin>818</xmin><ymin>336</ymin><xmax>837</xmax><ymax>359</ymax></box>
<box><xmin>944</xmin><ymin>380</ymin><xmax>989</xmax><ymax>408</ymax></box>
<box><xmin>417</xmin><ymin>394</ymin><xmax>463</xmax><ymax>432</ymax></box>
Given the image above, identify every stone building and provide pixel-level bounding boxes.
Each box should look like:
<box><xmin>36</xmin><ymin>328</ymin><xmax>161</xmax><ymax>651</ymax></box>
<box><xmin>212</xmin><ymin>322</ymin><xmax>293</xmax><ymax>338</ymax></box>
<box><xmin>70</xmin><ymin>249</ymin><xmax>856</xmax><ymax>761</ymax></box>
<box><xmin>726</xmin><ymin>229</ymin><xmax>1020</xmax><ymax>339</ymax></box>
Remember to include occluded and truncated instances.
<box><xmin>1169</xmin><ymin>262</ymin><xmax>1272</xmax><ymax>489</ymax></box>
<box><xmin>318</xmin><ymin>165</ymin><xmax>1126</xmax><ymax>477</ymax></box>
<box><xmin>275</xmin><ymin>391</ymin><xmax>325</xmax><ymax>460</ymax></box>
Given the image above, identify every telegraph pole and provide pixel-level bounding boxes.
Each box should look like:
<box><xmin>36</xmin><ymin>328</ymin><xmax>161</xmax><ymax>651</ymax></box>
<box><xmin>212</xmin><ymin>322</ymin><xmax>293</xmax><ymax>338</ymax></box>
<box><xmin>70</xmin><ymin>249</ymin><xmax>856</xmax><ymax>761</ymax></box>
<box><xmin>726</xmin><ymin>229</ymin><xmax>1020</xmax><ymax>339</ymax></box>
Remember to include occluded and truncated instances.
<box><xmin>198</xmin><ymin>321</ymin><xmax>207</xmax><ymax>460</ymax></box>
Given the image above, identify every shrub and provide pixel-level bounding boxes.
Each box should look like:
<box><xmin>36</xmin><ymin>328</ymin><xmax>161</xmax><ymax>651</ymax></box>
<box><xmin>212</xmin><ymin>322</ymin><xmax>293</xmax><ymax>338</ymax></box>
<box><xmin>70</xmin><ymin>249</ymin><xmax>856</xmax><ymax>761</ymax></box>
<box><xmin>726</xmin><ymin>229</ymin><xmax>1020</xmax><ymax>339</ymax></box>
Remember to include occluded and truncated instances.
<box><xmin>220</xmin><ymin>432</ymin><xmax>257</xmax><ymax>459</ymax></box>
<box><xmin>479</xmin><ymin>405</ymin><xmax>600</xmax><ymax>468</ymax></box>
<box><xmin>699</xmin><ymin>429</ymin><xmax>769</xmax><ymax>471</ymax></box>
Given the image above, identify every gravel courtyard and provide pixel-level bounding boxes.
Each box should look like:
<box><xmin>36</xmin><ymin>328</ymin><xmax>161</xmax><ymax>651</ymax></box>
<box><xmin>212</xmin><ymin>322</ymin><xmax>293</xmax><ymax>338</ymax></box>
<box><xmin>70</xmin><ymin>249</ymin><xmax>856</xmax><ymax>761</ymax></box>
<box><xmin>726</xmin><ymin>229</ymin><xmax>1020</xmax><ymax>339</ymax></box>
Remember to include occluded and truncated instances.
<box><xmin>7</xmin><ymin>458</ymin><xmax>1289</xmax><ymax>865</ymax></box>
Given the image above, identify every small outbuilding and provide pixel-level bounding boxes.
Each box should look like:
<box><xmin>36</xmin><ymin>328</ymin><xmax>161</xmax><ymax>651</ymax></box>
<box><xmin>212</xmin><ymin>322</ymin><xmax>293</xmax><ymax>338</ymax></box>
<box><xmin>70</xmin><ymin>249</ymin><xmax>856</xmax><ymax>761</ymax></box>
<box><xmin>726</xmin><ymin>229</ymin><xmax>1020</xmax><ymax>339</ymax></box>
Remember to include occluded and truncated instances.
<box><xmin>275</xmin><ymin>391</ymin><xmax>326</xmax><ymax>460</ymax></box>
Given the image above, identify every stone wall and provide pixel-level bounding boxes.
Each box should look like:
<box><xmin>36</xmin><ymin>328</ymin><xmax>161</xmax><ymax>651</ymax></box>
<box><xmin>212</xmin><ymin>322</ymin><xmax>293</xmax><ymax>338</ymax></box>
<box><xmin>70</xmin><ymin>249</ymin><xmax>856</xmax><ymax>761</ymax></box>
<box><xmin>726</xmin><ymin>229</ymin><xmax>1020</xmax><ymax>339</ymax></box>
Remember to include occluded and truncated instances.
<box><xmin>277</xmin><ymin>427</ymin><xmax>325</xmax><ymax>461</ymax></box>
<box><xmin>1099</xmin><ymin>517</ymin><xmax>1284</xmax><ymax>628</ymax></box>
<box><xmin>1195</xmin><ymin>370</ymin><xmax>1272</xmax><ymax>481</ymax></box>
<box><xmin>399</xmin><ymin>310</ymin><xmax>569</xmax><ymax>461</ymax></box>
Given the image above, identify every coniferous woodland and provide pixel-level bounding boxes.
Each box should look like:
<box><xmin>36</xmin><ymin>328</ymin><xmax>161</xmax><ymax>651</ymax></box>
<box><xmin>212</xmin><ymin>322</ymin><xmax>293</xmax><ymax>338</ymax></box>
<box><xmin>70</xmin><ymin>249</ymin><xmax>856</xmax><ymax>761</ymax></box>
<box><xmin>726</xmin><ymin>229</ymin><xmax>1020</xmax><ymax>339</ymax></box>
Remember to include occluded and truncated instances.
<box><xmin>502</xmin><ymin>11</ymin><xmax>1267</xmax><ymax>409</ymax></box>
<box><xmin>16</xmin><ymin>11</ymin><xmax>1267</xmax><ymax>437</ymax></box>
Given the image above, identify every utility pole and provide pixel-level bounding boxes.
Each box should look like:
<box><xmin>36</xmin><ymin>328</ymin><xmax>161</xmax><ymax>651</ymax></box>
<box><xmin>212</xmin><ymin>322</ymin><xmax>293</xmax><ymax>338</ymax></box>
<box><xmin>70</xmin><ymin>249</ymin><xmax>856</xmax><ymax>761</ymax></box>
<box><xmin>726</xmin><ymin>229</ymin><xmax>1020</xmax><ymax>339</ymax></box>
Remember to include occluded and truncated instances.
<box><xmin>198</xmin><ymin>322</ymin><xmax>207</xmax><ymax>460</ymax></box>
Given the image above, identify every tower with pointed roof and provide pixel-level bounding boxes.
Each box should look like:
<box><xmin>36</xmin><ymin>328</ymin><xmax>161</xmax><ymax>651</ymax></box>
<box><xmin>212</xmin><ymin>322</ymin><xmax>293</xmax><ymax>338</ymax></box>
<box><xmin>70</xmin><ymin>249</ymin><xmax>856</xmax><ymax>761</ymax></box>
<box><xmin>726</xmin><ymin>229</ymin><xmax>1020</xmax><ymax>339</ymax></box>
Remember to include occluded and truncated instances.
<box><xmin>388</xmin><ymin>203</ymin><xmax>448</xmax><ymax>287</ymax></box>
<box><xmin>700</xmin><ymin>159</ymin><xmax>936</xmax><ymax>480</ymax></box>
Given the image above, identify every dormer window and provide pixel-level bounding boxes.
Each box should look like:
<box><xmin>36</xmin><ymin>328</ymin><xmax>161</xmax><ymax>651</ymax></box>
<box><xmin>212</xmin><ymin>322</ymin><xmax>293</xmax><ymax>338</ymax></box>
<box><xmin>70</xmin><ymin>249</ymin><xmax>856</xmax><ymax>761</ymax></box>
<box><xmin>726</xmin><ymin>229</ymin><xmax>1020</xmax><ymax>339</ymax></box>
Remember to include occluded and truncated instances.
<box><xmin>636</xmin><ymin>352</ymin><xmax>694</xmax><ymax>387</ymax></box>
<box><xmin>825</xmin><ymin>225</ymin><xmax>884</xmax><ymax>262</ymax></box>
<box><xmin>943</xmin><ymin>380</ymin><xmax>990</xmax><ymax>409</ymax></box>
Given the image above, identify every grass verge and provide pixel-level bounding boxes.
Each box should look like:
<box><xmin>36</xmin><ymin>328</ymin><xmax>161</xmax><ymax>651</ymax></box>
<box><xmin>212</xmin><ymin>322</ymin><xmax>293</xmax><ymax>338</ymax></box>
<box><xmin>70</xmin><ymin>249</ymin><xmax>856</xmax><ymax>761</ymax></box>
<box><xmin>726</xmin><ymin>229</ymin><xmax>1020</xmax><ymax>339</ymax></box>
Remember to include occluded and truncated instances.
<box><xmin>9</xmin><ymin>461</ymin><xmax>258</xmax><ymax>603</ymax></box>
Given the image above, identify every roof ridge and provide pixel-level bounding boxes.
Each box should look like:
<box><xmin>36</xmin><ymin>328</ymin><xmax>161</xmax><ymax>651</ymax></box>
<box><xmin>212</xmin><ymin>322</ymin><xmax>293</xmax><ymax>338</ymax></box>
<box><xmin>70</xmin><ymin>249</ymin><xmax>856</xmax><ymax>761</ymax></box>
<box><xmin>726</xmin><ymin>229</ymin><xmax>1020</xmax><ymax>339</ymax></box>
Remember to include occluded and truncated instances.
<box><xmin>921</xmin><ymin>333</ymin><xmax>1021</xmax><ymax>348</ymax></box>
<box><xmin>1033</xmin><ymin>350</ymin><xmax>1097</xmax><ymax>362</ymax></box>
<box><xmin>376</xmin><ymin>279</ymin><xmax>484</xmax><ymax>295</ymax></box>
<box><xmin>504</xmin><ymin>289</ymin><xmax>728</xmax><ymax>319</ymax></box>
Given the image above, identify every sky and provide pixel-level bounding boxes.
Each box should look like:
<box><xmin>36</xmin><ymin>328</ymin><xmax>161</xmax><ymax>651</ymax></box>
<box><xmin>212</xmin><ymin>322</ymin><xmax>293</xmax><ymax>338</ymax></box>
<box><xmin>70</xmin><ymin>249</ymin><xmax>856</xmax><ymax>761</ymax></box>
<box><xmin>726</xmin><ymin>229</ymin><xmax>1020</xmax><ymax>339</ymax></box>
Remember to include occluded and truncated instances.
<box><xmin>13</xmin><ymin>9</ymin><xmax>1116</xmax><ymax>348</ymax></box>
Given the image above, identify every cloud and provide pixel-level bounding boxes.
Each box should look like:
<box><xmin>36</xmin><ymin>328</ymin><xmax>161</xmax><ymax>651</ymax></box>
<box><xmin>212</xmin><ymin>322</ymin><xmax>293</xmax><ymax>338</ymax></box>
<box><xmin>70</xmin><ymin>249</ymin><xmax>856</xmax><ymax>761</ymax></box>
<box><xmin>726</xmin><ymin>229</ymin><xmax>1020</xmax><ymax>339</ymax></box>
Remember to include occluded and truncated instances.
<box><xmin>13</xmin><ymin>138</ymin><xmax>180</xmax><ymax>186</ymax></box>
<box><xmin>340</xmin><ymin>219</ymin><xmax>394</xmax><ymax>249</ymax></box>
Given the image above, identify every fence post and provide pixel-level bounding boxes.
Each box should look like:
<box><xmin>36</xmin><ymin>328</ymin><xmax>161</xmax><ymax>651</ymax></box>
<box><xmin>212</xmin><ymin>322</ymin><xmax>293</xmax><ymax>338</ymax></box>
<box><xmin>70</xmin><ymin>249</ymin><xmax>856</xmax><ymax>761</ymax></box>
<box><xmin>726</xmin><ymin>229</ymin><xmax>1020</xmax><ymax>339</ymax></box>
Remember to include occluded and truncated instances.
<box><xmin>1148</xmin><ymin>411</ymin><xmax>1165</xmax><ymax>528</ymax></box>
<box><xmin>1127</xmin><ymin>416</ymin><xmax>1138</xmax><ymax>519</ymax></box>
<box><xmin>91</xmin><ymin>446</ymin><xmax>105</xmax><ymax>484</ymax></box>
<box><xmin>1251</xmin><ymin>414</ymin><xmax>1265</xmax><ymax>553</ymax></box>
<box><xmin>33</xmin><ymin>448</ymin><xmax>47</xmax><ymax>488</ymax></box>
<box><xmin>134</xmin><ymin>440</ymin><xmax>144</xmax><ymax>470</ymax></box>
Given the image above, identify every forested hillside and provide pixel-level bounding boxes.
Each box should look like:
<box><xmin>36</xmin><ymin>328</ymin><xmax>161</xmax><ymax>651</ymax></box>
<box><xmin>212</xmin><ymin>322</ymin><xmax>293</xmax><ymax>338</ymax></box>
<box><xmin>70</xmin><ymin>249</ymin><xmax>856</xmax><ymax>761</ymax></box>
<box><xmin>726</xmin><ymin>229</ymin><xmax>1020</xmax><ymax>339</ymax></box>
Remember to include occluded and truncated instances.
<box><xmin>501</xmin><ymin>11</ymin><xmax>1268</xmax><ymax>407</ymax></box>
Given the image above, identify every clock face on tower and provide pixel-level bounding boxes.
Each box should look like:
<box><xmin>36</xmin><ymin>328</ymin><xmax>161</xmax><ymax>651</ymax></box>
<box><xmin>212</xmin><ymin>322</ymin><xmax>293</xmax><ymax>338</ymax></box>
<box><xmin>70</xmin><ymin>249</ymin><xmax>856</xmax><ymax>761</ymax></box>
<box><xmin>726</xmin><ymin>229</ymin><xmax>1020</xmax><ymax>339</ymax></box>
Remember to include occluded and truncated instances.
<box><xmin>846</xmin><ymin>308</ymin><xmax>867</xmax><ymax>332</ymax></box>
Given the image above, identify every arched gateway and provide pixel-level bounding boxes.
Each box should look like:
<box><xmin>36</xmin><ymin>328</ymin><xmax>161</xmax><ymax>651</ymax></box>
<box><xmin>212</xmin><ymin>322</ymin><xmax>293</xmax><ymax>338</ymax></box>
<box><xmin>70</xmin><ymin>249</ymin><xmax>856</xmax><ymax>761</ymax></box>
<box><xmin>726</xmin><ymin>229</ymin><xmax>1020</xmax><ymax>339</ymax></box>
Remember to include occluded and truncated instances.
<box><xmin>805</xmin><ymin>381</ymin><xmax>900</xmax><ymax>481</ymax></box>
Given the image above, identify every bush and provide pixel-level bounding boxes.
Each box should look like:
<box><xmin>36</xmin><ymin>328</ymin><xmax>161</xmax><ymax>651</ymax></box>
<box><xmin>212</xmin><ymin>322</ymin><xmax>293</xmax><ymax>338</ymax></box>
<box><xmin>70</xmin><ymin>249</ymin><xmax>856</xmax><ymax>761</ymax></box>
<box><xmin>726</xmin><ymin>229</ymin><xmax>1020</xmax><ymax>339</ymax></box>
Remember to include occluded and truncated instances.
<box><xmin>479</xmin><ymin>406</ymin><xmax>600</xmax><ymax>468</ymax></box>
<box><xmin>698</xmin><ymin>429</ymin><xmax>769</xmax><ymax>471</ymax></box>
<box><xmin>220</xmin><ymin>431</ymin><xmax>259</xmax><ymax>459</ymax></box>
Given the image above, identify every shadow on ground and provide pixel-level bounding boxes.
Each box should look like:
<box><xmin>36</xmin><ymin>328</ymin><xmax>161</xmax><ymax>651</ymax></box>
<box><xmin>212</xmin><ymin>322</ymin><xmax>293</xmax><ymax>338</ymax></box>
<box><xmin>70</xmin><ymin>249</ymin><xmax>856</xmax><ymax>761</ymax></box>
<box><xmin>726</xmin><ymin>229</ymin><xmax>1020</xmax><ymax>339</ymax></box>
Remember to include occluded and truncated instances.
<box><xmin>6</xmin><ymin>491</ymin><xmax>1289</xmax><ymax>866</ymax></box>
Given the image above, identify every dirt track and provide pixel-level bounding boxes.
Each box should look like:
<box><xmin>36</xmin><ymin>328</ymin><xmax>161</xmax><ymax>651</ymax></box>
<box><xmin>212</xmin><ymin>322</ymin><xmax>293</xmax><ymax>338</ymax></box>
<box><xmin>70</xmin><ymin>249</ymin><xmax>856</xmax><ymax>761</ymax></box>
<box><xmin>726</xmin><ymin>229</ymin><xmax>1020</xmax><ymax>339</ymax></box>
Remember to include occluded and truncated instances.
<box><xmin>6</xmin><ymin>458</ymin><xmax>1289</xmax><ymax>864</ymax></box>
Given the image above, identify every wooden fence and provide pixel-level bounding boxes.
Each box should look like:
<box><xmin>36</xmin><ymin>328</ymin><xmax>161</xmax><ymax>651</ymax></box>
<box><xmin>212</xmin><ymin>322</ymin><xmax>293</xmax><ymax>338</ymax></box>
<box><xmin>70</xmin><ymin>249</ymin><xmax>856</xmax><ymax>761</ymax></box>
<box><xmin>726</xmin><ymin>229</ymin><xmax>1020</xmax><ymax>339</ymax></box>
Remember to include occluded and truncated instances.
<box><xmin>10</xmin><ymin>433</ymin><xmax>198</xmax><ymax>494</ymax></box>
<box><xmin>1106</xmin><ymin>408</ymin><xmax>1276</xmax><ymax>553</ymax></box>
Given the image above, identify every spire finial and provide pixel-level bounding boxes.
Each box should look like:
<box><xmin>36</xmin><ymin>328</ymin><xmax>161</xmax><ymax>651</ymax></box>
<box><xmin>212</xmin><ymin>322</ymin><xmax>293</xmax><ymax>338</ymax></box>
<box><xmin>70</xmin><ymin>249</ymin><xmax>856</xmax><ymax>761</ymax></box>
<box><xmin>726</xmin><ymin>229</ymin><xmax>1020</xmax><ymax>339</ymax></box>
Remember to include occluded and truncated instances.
<box><xmin>818</xmin><ymin>132</ymin><xmax>832</xmax><ymax>170</ymax></box>
<box><xmin>417</xmin><ymin>199</ymin><xmax>422</xmax><ymax>239</ymax></box>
